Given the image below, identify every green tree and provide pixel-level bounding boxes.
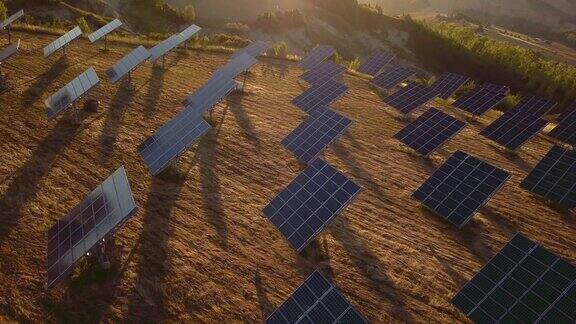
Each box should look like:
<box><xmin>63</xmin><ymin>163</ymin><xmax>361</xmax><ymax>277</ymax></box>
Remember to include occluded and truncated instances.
<box><xmin>77</xmin><ymin>17</ymin><xmax>91</xmax><ymax>35</ymax></box>
<box><xmin>0</xmin><ymin>1</ymin><xmax>7</xmax><ymax>21</ymax></box>
<box><xmin>182</xmin><ymin>5</ymin><xmax>195</xmax><ymax>21</ymax></box>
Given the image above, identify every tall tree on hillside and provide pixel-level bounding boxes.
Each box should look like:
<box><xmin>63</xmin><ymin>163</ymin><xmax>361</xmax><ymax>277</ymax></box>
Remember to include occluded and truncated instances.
<box><xmin>0</xmin><ymin>0</ymin><xmax>7</xmax><ymax>21</ymax></box>
<box><xmin>182</xmin><ymin>5</ymin><xmax>195</xmax><ymax>21</ymax></box>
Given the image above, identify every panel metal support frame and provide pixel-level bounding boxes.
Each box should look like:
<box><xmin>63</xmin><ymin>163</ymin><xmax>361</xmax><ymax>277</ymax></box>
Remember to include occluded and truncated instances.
<box><xmin>7</xmin><ymin>24</ymin><xmax>12</xmax><ymax>44</ymax></box>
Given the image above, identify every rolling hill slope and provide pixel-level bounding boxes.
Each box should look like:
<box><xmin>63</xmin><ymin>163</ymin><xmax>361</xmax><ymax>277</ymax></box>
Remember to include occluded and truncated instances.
<box><xmin>0</xmin><ymin>31</ymin><xmax>575</xmax><ymax>322</ymax></box>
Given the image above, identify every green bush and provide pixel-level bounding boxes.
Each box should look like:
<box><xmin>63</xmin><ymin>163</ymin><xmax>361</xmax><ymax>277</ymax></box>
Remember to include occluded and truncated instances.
<box><xmin>0</xmin><ymin>1</ymin><xmax>7</xmax><ymax>21</ymax></box>
<box><xmin>77</xmin><ymin>17</ymin><xmax>91</xmax><ymax>34</ymax></box>
<box><xmin>269</xmin><ymin>42</ymin><xmax>289</xmax><ymax>58</ymax></box>
<box><xmin>224</xmin><ymin>22</ymin><xmax>249</xmax><ymax>35</ymax></box>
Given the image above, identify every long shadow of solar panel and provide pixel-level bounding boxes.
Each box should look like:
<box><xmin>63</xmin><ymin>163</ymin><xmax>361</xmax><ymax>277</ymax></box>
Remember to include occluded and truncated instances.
<box><xmin>143</xmin><ymin>66</ymin><xmax>167</xmax><ymax>117</ymax></box>
<box><xmin>262</xmin><ymin>61</ymin><xmax>289</xmax><ymax>80</ymax></box>
<box><xmin>479</xmin><ymin>206</ymin><xmax>518</xmax><ymax>238</ymax></box>
<box><xmin>330</xmin><ymin>215</ymin><xmax>415</xmax><ymax>322</ymax></box>
<box><xmin>486</xmin><ymin>144</ymin><xmax>534</xmax><ymax>173</ymax></box>
<box><xmin>0</xmin><ymin>119</ymin><xmax>80</xmax><ymax>246</ymax></box>
<box><xmin>21</xmin><ymin>57</ymin><xmax>68</xmax><ymax>106</ymax></box>
<box><xmin>254</xmin><ymin>271</ymin><xmax>275</xmax><ymax>320</ymax></box>
<box><xmin>428</xmin><ymin>245</ymin><xmax>468</xmax><ymax>288</ymax></box>
<box><xmin>226</xmin><ymin>93</ymin><xmax>261</xmax><ymax>149</ymax></box>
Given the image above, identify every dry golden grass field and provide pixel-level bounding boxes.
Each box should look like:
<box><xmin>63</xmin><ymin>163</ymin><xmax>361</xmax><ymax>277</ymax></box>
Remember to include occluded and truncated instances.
<box><xmin>0</xmin><ymin>32</ymin><xmax>575</xmax><ymax>323</ymax></box>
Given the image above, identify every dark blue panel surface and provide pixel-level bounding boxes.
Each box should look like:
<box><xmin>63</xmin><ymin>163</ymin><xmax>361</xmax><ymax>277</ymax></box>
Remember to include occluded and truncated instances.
<box><xmin>300</xmin><ymin>45</ymin><xmax>335</xmax><ymax>71</ymax></box>
<box><xmin>292</xmin><ymin>80</ymin><xmax>348</xmax><ymax>114</ymax></box>
<box><xmin>430</xmin><ymin>72</ymin><xmax>470</xmax><ymax>100</ymax></box>
<box><xmin>371</xmin><ymin>65</ymin><xmax>417</xmax><ymax>89</ymax></box>
<box><xmin>383</xmin><ymin>82</ymin><xmax>437</xmax><ymax>114</ymax></box>
<box><xmin>300</xmin><ymin>61</ymin><xmax>346</xmax><ymax>86</ymax></box>
<box><xmin>453</xmin><ymin>83</ymin><xmax>509</xmax><ymax>116</ymax></box>
<box><xmin>357</xmin><ymin>50</ymin><xmax>395</xmax><ymax>77</ymax></box>
<box><xmin>548</xmin><ymin>102</ymin><xmax>576</xmax><ymax>146</ymax></box>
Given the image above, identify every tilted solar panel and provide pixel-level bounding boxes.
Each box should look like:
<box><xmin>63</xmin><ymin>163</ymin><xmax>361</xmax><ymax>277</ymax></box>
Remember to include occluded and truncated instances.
<box><xmin>548</xmin><ymin>102</ymin><xmax>576</xmax><ymax>146</ymax></box>
<box><xmin>371</xmin><ymin>65</ymin><xmax>417</xmax><ymax>90</ymax></box>
<box><xmin>149</xmin><ymin>35</ymin><xmax>182</xmax><ymax>62</ymax></box>
<box><xmin>413</xmin><ymin>150</ymin><xmax>510</xmax><ymax>228</ymax></box>
<box><xmin>0</xmin><ymin>9</ymin><xmax>24</xmax><ymax>30</ymax></box>
<box><xmin>430</xmin><ymin>72</ymin><xmax>470</xmax><ymax>100</ymax></box>
<box><xmin>106</xmin><ymin>45</ymin><xmax>151</xmax><ymax>83</ymax></box>
<box><xmin>231</xmin><ymin>40</ymin><xmax>269</xmax><ymax>59</ymax></box>
<box><xmin>452</xmin><ymin>233</ymin><xmax>576</xmax><ymax>323</ymax></box>
<box><xmin>292</xmin><ymin>80</ymin><xmax>348</xmax><ymax>114</ymax></box>
<box><xmin>47</xmin><ymin>166</ymin><xmax>137</xmax><ymax>288</ymax></box>
<box><xmin>480</xmin><ymin>108</ymin><xmax>548</xmax><ymax>151</ymax></box>
<box><xmin>45</xmin><ymin>67</ymin><xmax>100</xmax><ymax>120</ymax></box>
<box><xmin>266</xmin><ymin>270</ymin><xmax>368</xmax><ymax>324</ymax></box>
<box><xmin>452</xmin><ymin>83</ymin><xmax>509</xmax><ymax>116</ymax></box>
<box><xmin>520</xmin><ymin>146</ymin><xmax>576</xmax><ymax>209</ymax></box>
<box><xmin>383</xmin><ymin>82</ymin><xmax>437</xmax><ymax>115</ymax></box>
<box><xmin>300</xmin><ymin>60</ymin><xmax>346</xmax><ymax>86</ymax></box>
<box><xmin>43</xmin><ymin>26</ymin><xmax>82</xmax><ymax>58</ymax></box>
<box><xmin>0</xmin><ymin>39</ymin><xmax>19</xmax><ymax>62</ymax></box>
<box><xmin>213</xmin><ymin>53</ymin><xmax>258</xmax><ymax>80</ymax></box>
<box><xmin>88</xmin><ymin>19</ymin><xmax>122</xmax><ymax>43</ymax></box>
<box><xmin>183</xmin><ymin>75</ymin><xmax>237</xmax><ymax>110</ymax></box>
<box><xmin>357</xmin><ymin>50</ymin><xmax>395</xmax><ymax>77</ymax></box>
<box><xmin>300</xmin><ymin>45</ymin><xmax>335</xmax><ymax>71</ymax></box>
<box><xmin>262</xmin><ymin>159</ymin><xmax>361</xmax><ymax>252</ymax></box>
<box><xmin>178</xmin><ymin>24</ymin><xmax>202</xmax><ymax>41</ymax></box>
<box><xmin>394</xmin><ymin>108</ymin><xmax>466</xmax><ymax>156</ymax></box>
<box><xmin>282</xmin><ymin>108</ymin><xmax>352</xmax><ymax>164</ymax></box>
<box><xmin>513</xmin><ymin>95</ymin><xmax>556</xmax><ymax>117</ymax></box>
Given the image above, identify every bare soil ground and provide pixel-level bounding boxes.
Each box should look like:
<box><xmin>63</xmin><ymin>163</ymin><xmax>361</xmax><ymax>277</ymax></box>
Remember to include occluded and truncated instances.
<box><xmin>0</xmin><ymin>32</ymin><xmax>575</xmax><ymax>323</ymax></box>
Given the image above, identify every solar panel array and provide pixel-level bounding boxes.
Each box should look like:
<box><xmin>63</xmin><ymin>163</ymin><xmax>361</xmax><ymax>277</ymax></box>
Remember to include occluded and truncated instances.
<box><xmin>452</xmin><ymin>233</ymin><xmax>576</xmax><ymax>323</ymax></box>
<box><xmin>300</xmin><ymin>45</ymin><xmax>335</xmax><ymax>71</ymax></box>
<box><xmin>357</xmin><ymin>50</ymin><xmax>395</xmax><ymax>77</ymax></box>
<box><xmin>88</xmin><ymin>19</ymin><xmax>122</xmax><ymax>43</ymax></box>
<box><xmin>430</xmin><ymin>72</ymin><xmax>470</xmax><ymax>100</ymax></box>
<box><xmin>231</xmin><ymin>40</ymin><xmax>269</xmax><ymax>59</ymax></box>
<box><xmin>383</xmin><ymin>82</ymin><xmax>437</xmax><ymax>114</ymax></box>
<box><xmin>300</xmin><ymin>60</ymin><xmax>346</xmax><ymax>86</ymax></box>
<box><xmin>185</xmin><ymin>78</ymin><xmax>237</xmax><ymax>115</ymax></box>
<box><xmin>292</xmin><ymin>80</ymin><xmax>348</xmax><ymax>114</ymax></box>
<box><xmin>413</xmin><ymin>150</ymin><xmax>510</xmax><ymax>228</ymax></box>
<box><xmin>266</xmin><ymin>270</ymin><xmax>367</xmax><ymax>324</ymax></box>
<box><xmin>263</xmin><ymin>159</ymin><xmax>361</xmax><ymax>252</ymax></box>
<box><xmin>282</xmin><ymin>109</ymin><xmax>352</xmax><ymax>164</ymax></box>
<box><xmin>453</xmin><ymin>83</ymin><xmax>509</xmax><ymax>116</ymax></box>
<box><xmin>106</xmin><ymin>45</ymin><xmax>151</xmax><ymax>83</ymax></box>
<box><xmin>371</xmin><ymin>65</ymin><xmax>417</xmax><ymax>90</ymax></box>
<box><xmin>179</xmin><ymin>24</ymin><xmax>202</xmax><ymax>41</ymax></box>
<box><xmin>514</xmin><ymin>95</ymin><xmax>557</xmax><ymax>117</ymax></box>
<box><xmin>47</xmin><ymin>166</ymin><xmax>136</xmax><ymax>288</ymax></box>
<box><xmin>394</xmin><ymin>108</ymin><xmax>466</xmax><ymax>156</ymax></box>
<box><xmin>548</xmin><ymin>102</ymin><xmax>576</xmax><ymax>146</ymax></box>
<box><xmin>43</xmin><ymin>26</ymin><xmax>82</xmax><ymax>58</ymax></box>
<box><xmin>0</xmin><ymin>9</ymin><xmax>24</xmax><ymax>30</ymax></box>
<box><xmin>45</xmin><ymin>67</ymin><xmax>100</xmax><ymax>120</ymax></box>
<box><xmin>520</xmin><ymin>146</ymin><xmax>576</xmax><ymax>209</ymax></box>
<box><xmin>149</xmin><ymin>24</ymin><xmax>201</xmax><ymax>62</ymax></box>
<box><xmin>213</xmin><ymin>53</ymin><xmax>258</xmax><ymax>80</ymax></box>
<box><xmin>0</xmin><ymin>39</ymin><xmax>19</xmax><ymax>62</ymax></box>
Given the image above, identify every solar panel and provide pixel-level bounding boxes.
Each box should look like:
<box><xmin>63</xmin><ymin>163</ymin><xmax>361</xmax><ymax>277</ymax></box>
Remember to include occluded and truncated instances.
<box><xmin>513</xmin><ymin>95</ymin><xmax>557</xmax><ymax>117</ymax></box>
<box><xmin>357</xmin><ymin>50</ymin><xmax>395</xmax><ymax>77</ymax></box>
<box><xmin>300</xmin><ymin>45</ymin><xmax>335</xmax><ymax>71</ymax></box>
<box><xmin>430</xmin><ymin>72</ymin><xmax>470</xmax><ymax>100</ymax></box>
<box><xmin>520</xmin><ymin>146</ymin><xmax>576</xmax><ymax>209</ymax></box>
<box><xmin>292</xmin><ymin>80</ymin><xmax>348</xmax><ymax>114</ymax></box>
<box><xmin>480</xmin><ymin>107</ymin><xmax>549</xmax><ymax>151</ymax></box>
<box><xmin>262</xmin><ymin>159</ymin><xmax>361</xmax><ymax>252</ymax></box>
<box><xmin>266</xmin><ymin>270</ymin><xmax>368</xmax><ymax>324</ymax></box>
<box><xmin>413</xmin><ymin>150</ymin><xmax>510</xmax><ymax>228</ymax></box>
<box><xmin>0</xmin><ymin>39</ymin><xmax>19</xmax><ymax>62</ymax></box>
<box><xmin>45</xmin><ymin>67</ymin><xmax>100</xmax><ymax>120</ymax></box>
<box><xmin>183</xmin><ymin>74</ymin><xmax>237</xmax><ymax>109</ymax></box>
<box><xmin>383</xmin><ymin>82</ymin><xmax>437</xmax><ymax>115</ymax></box>
<box><xmin>178</xmin><ymin>24</ymin><xmax>202</xmax><ymax>41</ymax></box>
<box><xmin>394</xmin><ymin>108</ymin><xmax>466</xmax><ymax>156</ymax></box>
<box><xmin>371</xmin><ymin>65</ymin><xmax>417</xmax><ymax>90</ymax></box>
<box><xmin>548</xmin><ymin>102</ymin><xmax>576</xmax><ymax>146</ymax></box>
<box><xmin>149</xmin><ymin>25</ymin><xmax>201</xmax><ymax>63</ymax></box>
<box><xmin>231</xmin><ymin>40</ymin><xmax>269</xmax><ymax>59</ymax></box>
<box><xmin>282</xmin><ymin>109</ymin><xmax>352</xmax><ymax>164</ymax></box>
<box><xmin>47</xmin><ymin>166</ymin><xmax>137</xmax><ymax>288</ymax></box>
<box><xmin>138</xmin><ymin>107</ymin><xmax>211</xmax><ymax>176</ymax></box>
<box><xmin>0</xmin><ymin>9</ymin><xmax>24</xmax><ymax>30</ymax></box>
<box><xmin>300</xmin><ymin>60</ymin><xmax>346</xmax><ymax>86</ymax></box>
<box><xmin>88</xmin><ymin>19</ymin><xmax>122</xmax><ymax>43</ymax></box>
<box><xmin>43</xmin><ymin>26</ymin><xmax>82</xmax><ymax>58</ymax></box>
<box><xmin>213</xmin><ymin>53</ymin><xmax>258</xmax><ymax>79</ymax></box>
<box><xmin>106</xmin><ymin>45</ymin><xmax>150</xmax><ymax>83</ymax></box>
<box><xmin>452</xmin><ymin>233</ymin><xmax>576</xmax><ymax>323</ymax></box>
<box><xmin>453</xmin><ymin>83</ymin><xmax>509</xmax><ymax>116</ymax></box>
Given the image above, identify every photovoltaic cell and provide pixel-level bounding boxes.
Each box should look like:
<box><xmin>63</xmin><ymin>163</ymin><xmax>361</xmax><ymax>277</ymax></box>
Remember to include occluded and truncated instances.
<box><xmin>106</xmin><ymin>45</ymin><xmax>150</xmax><ymax>83</ymax></box>
<box><xmin>266</xmin><ymin>270</ymin><xmax>367</xmax><ymax>324</ymax></box>
<box><xmin>262</xmin><ymin>159</ymin><xmax>361</xmax><ymax>252</ymax></box>
<box><xmin>300</xmin><ymin>60</ymin><xmax>346</xmax><ymax>86</ymax></box>
<box><xmin>453</xmin><ymin>83</ymin><xmax>509</xmax><ymax>116</ymax></box>
<box><xmin>413</xmin><ymin>150</ymin><xmax>510</xmax><ymax>228</ymax></box>
<box><xmin>282</xmin><ymin>109</ymin><xmax>352</xmax><ymax>164</ymax></box>
<box><xmin>480</xmin><ymin>107</ymin><xmax>549</xmax><ymax>151</ymax></box>
<box><xmin>213</xmin><ymin>53</ymin><xmax>258</xmax><ymax>79</ymax></box>
<box><xmin>45</xmin><ymin>67</ymin><xmax>100</xmax><ymax>120</ymax></box>
<box><xmin>452</xmin><ymin>233</ymin><xmax>576</xmax><ymax>323</ymax></box>
<box><xmin>184</xmin><ymin>78</ymin><xmax>237</xmax><ymax>115</ymax></box>
<box><xmin>0</xmin><ymin>9</ymin><xmax>24</xmax><ymax>30</ymax></box>
<box><xmin>88</xmin><ymin>19</ymin><xmax>122</xmax><ymax>43</ymax></box>
<box><xmin>47</xmin><ymin>166</ymin><xmax>136</xmax><ymax>288</ymax></box>
<box><xmin>43</xmin><ymin>26</ymin><xmax>82</xmax><ymax>58</ymax></box>
<box><xmin>357</xmin><ymin>50</ymin><xmax>395</xmax><ymax>77</ymax></box>
<box><xmin>430</xmin><ymin>72</ymin><xmax>470</xmax><ymax>100</ymax></box>
<box><xmin>383</xmin><ymin>82</ymin><xmax>437</xmax><ymax>114</ymax></box>
<box><xmin>292</xmin><ymin>80</ymin><xmax>348</xmax><ymax>114</ymax></box>
<box><xmin>520</xmin><ymin>146</ymin><xmax>576</xmax><ymax>209</ymax></box>
<box><xmin>0</xmin><ymin>39</ymin><xmax>19</xmax><ymax>62</ymax></box>
<box><xmin>148</xmin><ymin>24</ymin><xmax>201</xmax><ymax>62</ymax></box>
<box><xmin>371</xmin><ymin>65</ymin><xmax>417</xmax><ymax>90</ymax></box>
<box><xmin>548</xmin><ymin>102</ymin><xmax>576</xmax><ymax>146</ymax></box>
<box><xmin>300</xmin><ymin>45</ymin><xmax>335</xmax><ymax>71</ymax></box>
<box><xmin>394</xmin><ymin>108</ymin><xmax>466</xmax><ymax>156</ymax></box>
<box><xmin>231</xmin><ymin>40</ymin><xmax>269</xmax><ymax>59</ymax></box>
<box><xmin>514</xmin><ymin>95</ymin><xmax>557</xmax><ymax>117</ymax></box>
<box><xmin>178</xmin><ymin>24</ymin><xmax>202</xmax><ymax>41</ymax></box>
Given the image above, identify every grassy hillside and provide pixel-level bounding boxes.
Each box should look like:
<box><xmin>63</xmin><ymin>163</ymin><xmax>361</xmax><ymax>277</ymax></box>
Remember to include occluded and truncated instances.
<box><xmin>0</xmin><ymin>29</ymin><xmax>575</xmax><ymax>323</ymax></box>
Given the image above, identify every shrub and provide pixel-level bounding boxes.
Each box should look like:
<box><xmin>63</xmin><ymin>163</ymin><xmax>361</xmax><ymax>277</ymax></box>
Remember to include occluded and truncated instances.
<box><xmin>224</xmin><ymin>22</ymin><xmax>249</xmax><ymax>35</ymax></box>
<box><xmin>0</xmin><ymin>1</ymin><xmax>7</xmax><ymax>21</ymax></box>
<box><xmin>181</xmin><ymin>5</ymin><xmax>195</xmax><ymax>21</ymax></box>
<box><xmin>269</xmin><ymin>42</ymin><xmax>289</xmax><ymax>58</ymax></box>
<box><xmin>77</xmin><ymin>17</ymin><xmax>91</xmax><ymax>35</ymax></box>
